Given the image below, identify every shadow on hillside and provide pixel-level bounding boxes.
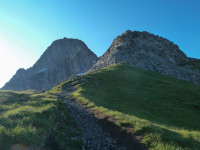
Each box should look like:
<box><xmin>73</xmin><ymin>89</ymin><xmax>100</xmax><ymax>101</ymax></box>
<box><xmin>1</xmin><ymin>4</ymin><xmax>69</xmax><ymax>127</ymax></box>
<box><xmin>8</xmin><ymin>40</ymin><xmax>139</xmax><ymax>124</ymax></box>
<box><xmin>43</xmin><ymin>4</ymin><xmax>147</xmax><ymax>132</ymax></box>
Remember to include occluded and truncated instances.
<box><xmin>74</xmin><ymin>64</ymin><xmax>200</xmax><ymax>149</ymax></box>
<box><xmin>79</xmin><ymin>64</ymin><xmax>200</xmax><ymax>131</ymax></box>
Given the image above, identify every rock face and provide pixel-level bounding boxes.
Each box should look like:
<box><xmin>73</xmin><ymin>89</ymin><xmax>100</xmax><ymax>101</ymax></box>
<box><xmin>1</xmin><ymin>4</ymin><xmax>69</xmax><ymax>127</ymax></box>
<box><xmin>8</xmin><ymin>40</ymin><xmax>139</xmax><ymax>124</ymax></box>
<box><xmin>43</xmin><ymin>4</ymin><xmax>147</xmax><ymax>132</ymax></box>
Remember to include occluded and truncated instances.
<box><xmin>2</xmin><ymin>38</ymin><xmax>97</xmax><ymax>91</ymax></box>
<box><xmin>89</xmin><ymin>30</ymin><xmax>200</xmax><ymax>85</ymax></box>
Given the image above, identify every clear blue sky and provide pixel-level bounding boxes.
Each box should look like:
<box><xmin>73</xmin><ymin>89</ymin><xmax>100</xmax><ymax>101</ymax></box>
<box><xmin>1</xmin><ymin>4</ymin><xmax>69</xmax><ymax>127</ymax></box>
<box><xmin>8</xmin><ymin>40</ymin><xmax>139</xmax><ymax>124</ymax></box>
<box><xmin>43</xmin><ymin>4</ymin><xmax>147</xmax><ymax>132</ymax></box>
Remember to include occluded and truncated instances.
<box><xmin>0</xmin><ymin>0</ymin><xmax>200</xmax><ymax>87</ymax></box>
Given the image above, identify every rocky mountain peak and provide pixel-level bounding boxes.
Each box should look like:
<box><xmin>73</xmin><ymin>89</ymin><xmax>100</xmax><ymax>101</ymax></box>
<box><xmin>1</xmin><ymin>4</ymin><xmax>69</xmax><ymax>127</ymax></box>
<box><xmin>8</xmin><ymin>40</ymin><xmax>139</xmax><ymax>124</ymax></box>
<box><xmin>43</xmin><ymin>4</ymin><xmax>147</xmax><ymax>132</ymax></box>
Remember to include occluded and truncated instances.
<box><xmin>89</xmin><ymin>30</ymin><xmax>200</xmax><ymax>85</ymax></box>
<box><xmin>2</xmin><ymin>38</ymin><xmax>97</xmax><ymax>91</ymax></box>
<box><xmin>112</xmin><ymin>30</ymin><xmax>187</xmax><ymax>64</ymax></box>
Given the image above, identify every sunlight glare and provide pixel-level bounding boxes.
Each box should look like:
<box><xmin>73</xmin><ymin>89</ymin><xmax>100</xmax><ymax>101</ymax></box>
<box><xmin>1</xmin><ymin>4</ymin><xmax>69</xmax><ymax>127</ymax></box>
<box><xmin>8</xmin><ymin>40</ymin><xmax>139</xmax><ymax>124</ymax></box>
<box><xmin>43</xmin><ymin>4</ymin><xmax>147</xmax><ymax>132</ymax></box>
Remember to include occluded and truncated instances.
<box><xmin>0</xmin><ymin>37</ymin><xmax>25</xmax><ymax>88</ymax></box>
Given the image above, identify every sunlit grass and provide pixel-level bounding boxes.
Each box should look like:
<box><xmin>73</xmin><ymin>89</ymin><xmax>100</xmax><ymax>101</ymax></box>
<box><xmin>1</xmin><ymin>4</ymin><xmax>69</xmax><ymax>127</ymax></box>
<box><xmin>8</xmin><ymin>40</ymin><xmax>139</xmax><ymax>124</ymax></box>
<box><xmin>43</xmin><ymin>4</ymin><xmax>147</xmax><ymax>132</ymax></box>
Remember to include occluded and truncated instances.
<box><xmin>0</xmin><ymin>90</ymin><xmax>83</xmax><ymax>149</ymax></box>
<box><xmin>0</xmin><ymin>91</ymin><xmax>56</xmax><ymax>149</ymax></box>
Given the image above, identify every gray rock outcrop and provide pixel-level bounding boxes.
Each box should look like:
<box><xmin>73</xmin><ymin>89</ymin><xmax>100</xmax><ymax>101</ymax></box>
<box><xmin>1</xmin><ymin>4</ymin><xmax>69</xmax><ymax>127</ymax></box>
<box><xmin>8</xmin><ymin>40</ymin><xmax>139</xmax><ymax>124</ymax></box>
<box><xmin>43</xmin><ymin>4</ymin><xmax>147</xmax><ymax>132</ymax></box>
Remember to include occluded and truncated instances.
<box><xmin>89</xmin><ymin>30</ymin><xmax>200</xmax><ymax>85</ymax></box>
<box><xmin>2</xmin><ymin>38</ymin><xmax>97</xmax><ymax>91</ymax></box>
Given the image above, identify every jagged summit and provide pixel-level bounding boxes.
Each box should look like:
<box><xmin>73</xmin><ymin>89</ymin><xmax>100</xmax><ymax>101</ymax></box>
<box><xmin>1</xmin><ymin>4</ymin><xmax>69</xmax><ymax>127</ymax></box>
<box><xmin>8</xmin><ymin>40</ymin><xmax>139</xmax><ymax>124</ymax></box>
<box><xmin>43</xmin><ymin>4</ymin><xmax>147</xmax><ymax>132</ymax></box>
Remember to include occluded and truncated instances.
<box><xmin>2</xmin><ymin>38</ymin><xmax>97</xmax><ymax>91</ymax></box>
<box><xmin>89</xmin><ymin>30</ymin><xmax>200</xmax><ymax>85</ymax></box>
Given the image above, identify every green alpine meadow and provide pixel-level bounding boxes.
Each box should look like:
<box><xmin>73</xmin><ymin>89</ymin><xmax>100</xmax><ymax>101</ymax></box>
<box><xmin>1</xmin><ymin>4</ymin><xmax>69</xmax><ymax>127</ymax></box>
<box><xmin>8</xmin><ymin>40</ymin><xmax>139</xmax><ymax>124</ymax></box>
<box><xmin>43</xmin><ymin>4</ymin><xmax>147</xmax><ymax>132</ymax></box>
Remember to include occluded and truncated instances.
<box><xmin>55</xmin><ymin>63</ymin><xmax>200</xmax><ymax>150</ymax></box>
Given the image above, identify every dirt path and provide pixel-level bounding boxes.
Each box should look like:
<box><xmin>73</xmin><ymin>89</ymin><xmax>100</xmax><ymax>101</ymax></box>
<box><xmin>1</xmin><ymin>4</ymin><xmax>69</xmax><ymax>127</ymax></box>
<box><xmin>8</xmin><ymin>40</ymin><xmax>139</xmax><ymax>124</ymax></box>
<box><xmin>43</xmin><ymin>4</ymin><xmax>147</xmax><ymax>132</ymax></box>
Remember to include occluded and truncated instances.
<box><xmin>58</xmin><ymin>93</ymin><xmax>125</xmax><ymax>150</ymax></box>
<box><xmin>57</xmin><ymin>80</ymin><xmax>145</xmax><ymax>150</ymax></box>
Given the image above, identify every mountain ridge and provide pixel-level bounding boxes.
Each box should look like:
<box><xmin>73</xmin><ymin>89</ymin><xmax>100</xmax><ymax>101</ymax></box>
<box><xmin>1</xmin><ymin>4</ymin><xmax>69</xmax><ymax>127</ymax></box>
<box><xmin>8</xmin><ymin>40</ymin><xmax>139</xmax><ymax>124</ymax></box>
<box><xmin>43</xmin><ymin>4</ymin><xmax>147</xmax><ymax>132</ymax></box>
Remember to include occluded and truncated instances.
<box><xmin>2</xmin><ymin>30</ymin><xmax>200</xmax><ymax>91</ymax></box>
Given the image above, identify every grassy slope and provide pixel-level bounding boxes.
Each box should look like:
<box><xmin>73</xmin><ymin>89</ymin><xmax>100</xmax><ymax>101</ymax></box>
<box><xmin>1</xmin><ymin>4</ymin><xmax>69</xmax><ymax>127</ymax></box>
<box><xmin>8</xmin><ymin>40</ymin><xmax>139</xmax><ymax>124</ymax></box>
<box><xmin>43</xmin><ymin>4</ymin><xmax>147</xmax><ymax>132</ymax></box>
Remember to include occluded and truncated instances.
<box><xmin>64</xmin><ymin>63</ymin><xmax>200</xmax><ymax>150</ymax></box>
<box><xmin>0</xmin><ymin>90</ymin><xmax>82</xmax><ymax>150</ymax></box>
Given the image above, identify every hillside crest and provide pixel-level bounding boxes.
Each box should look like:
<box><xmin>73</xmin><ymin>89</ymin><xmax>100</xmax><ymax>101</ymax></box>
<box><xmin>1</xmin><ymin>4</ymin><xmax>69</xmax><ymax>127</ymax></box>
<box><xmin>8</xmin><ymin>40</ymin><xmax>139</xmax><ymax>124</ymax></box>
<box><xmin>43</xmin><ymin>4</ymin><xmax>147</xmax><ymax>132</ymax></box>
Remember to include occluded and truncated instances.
<box><xmin>89</xmin><ymin>30</ymin><xmax>200</xmax><ymax>85</ymax></box>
